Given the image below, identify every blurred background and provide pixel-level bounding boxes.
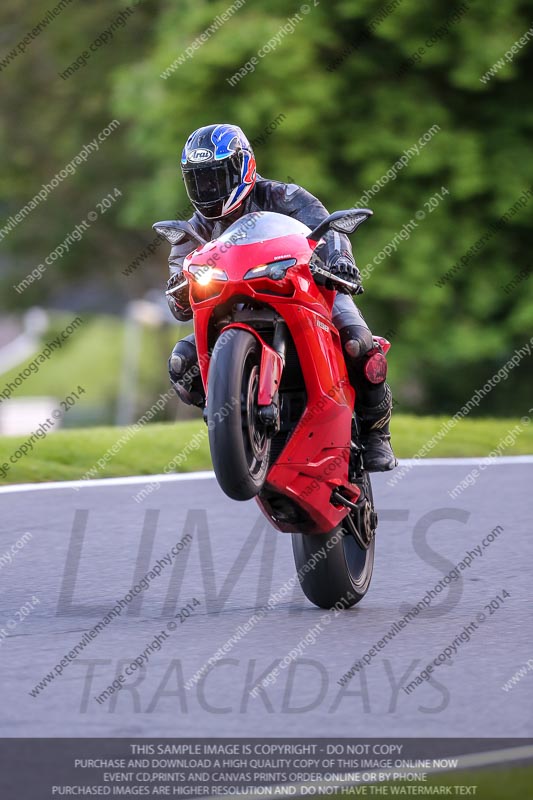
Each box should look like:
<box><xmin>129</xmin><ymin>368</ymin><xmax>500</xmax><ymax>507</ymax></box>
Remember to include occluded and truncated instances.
<box><xmin>1</xmin><ymin>0</ymin><xmax>532</xmax><ymax>433</ymax></box>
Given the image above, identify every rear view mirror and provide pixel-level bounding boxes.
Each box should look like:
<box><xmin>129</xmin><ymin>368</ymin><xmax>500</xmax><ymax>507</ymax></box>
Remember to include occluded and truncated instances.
<box><xmin>330</xmin><ymin>210</ymin><xmax>372</xmax><ymax>234</ymax></box>
<box><xmin>307</xmin><ymin>208</ymin><xmax>373</xmax><ymax>242</ymax></box>
<box><xmin>152</xmin><ymin>220</ymin><xmax>207</xmax><ymax>247</ymax></box>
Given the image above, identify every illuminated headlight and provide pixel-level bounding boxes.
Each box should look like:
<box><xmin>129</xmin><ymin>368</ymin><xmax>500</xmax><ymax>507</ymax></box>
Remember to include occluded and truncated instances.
<box><xmin>188</xmin><ymin>265</ymin><xmax>228</xmax><ymax>285</ymax></box>
<box><xmin>244</xmin><ymin>258</ymin><xmax>296</xmax><ymax>280</ymax></box>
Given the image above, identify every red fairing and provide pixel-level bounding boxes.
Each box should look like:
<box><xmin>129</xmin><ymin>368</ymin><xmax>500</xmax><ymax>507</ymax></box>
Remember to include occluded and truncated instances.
<box><xmin>219</xmin><ymin>323</ymin><xmax>283</xmax><ymax>405</ymax></box>
<box><xmin>184</xmin><ymin>215</ymin><xmax>362</xmax><ymax>534</ymax></box>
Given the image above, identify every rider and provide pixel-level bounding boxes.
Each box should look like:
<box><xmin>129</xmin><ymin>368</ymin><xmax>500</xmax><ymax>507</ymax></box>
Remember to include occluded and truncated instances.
<box><xmin>166</xmin><ymin>123</ymin><xmax>396</xmax><ymax>472</ymax></box>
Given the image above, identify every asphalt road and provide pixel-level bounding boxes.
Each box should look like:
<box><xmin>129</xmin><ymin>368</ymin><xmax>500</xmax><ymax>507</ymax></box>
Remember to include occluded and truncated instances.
<box><xmin>0</xmin><ymin>460</ymin><xmax>532</xmax><ymax>738</ymax></box>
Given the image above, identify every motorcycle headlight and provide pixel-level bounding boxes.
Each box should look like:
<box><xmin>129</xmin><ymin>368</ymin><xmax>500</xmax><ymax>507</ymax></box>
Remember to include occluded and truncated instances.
<box><xmin>188</xmin><ymin>265</ymin><xmax>228</xmax><ymax>285</ymax></box>
<box><xmin>244</xmin><ymin>258</ymin><xmax>297</xmax><ymax>280</ymax></box>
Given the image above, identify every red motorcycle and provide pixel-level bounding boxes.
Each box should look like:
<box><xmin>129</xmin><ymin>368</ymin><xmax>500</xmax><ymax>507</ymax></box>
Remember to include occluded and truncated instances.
<box><xmin>154</xmin><ymin>210</ymin><xmax>390</xmax><ymax>609</ymax></box>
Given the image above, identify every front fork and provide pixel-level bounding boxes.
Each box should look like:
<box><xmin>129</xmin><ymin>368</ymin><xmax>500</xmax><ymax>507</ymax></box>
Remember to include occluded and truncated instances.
<box><xmin>217</xmin><ymin>321</ymin><xmax>287</xmax><ymax>435</ymax></box>
<box><xmin>257</xmin><ymin>321</ymin><xmax>288</xmax><ymax>433</ymax></box>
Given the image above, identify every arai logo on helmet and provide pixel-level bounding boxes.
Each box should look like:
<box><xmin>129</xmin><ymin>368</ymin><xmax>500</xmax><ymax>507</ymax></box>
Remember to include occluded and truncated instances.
<box><xmin>188</xmin><ymin>148</ymin><xmax>212</xmax><ymax>163</ymax></box>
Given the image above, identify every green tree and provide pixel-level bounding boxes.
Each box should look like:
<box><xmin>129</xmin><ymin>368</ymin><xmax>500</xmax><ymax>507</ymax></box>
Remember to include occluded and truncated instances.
<box><xmin>2</xmin><ymin>0</ymin><xmax>532</xmax><ymax>414</ymax></box>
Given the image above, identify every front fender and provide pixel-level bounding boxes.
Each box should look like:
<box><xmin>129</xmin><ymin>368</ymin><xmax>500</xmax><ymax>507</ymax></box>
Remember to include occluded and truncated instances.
<box><xmin>219</xmin><ymin>323</ymin><xmax>283</xmax><ymax>406</ymax></box>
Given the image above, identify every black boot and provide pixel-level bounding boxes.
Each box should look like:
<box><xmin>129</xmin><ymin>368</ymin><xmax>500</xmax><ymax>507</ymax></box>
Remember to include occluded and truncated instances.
<box><xmin>357</xmin><ymin>384</ymin><xmax>397</xmax><ymax>472</ymax></box>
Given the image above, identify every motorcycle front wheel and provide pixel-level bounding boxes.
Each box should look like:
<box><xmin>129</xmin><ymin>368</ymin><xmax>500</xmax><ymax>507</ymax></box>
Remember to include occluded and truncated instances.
<box><xmin>291</xmin><ymin>474</ymin><xmax>375</xmax><ymax>609</ymax></box>
<box><xmin>207</xmin><ymin>329</ymin><xmax>271</xmax><ymax>501</ymax></box>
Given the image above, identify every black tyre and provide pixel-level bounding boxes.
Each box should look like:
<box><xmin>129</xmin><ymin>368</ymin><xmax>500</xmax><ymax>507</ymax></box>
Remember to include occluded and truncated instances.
<box><xmin>291</xmin><ymin>473</ymin><xmax>375</xmax><ymax>609</ymax></box>
<box><xmin>208</xmin><ymin>329</ymin><xmax>271</xmax><ymax>500</ymax></box>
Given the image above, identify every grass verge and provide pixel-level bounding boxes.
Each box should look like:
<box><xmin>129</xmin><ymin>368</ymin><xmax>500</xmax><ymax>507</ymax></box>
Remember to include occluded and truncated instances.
<box><xmin>0</xmin><ymin>415</ymin><xmax>531</xmax><ymax>485</ymax></box>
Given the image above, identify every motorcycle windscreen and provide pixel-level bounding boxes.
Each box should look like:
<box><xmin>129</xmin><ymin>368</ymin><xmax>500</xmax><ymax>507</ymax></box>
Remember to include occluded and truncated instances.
<box><xmin>217</xmin><ymin>211</ymin><xmax>311</xmax><ymax>246</ymax></box>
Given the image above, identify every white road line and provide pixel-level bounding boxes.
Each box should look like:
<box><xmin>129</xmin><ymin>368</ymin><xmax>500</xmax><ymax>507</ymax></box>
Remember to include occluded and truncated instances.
<box><xmin>0</xmin><ymin>470</ymin><xmax>216</xmax><ymax>494</ymax></box>
<box><xmin>0</xmin><ymin>456</ymin><xmax>531</xmax><ymax>494</ymax></box>
<box><xmin>398</xmin><ymin>455</ymin><xmax>533</xmax><ymax>465</ymax></box>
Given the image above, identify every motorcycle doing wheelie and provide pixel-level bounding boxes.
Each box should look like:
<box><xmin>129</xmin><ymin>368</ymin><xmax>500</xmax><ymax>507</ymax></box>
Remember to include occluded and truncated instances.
<box><xmin>154</xmin><ymin>209</ymin><xmax>391</xmax><ymax>609</ymax></box>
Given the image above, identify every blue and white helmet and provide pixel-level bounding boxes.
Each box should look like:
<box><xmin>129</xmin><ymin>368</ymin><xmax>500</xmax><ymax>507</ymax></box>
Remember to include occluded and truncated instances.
<box><xmin>181</xmin><ymin>124</ymin><xmax>257</xmax><ymax>219</ymax></box>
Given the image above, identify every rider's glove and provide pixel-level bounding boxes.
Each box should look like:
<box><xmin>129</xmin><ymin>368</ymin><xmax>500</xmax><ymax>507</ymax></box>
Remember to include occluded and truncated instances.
<box><xmin>327</xmin><ymin>250</ymin><xmax>364</xmax><ymax>295</ymax></box>
<box><xmin>166</xmin><ymin>272</ymin><xmax>193</xmax><ymax>322</ymax></box>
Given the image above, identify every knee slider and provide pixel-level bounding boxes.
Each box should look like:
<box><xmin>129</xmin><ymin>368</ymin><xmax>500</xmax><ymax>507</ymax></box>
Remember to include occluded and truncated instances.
<box><xmin>169</xmin><ymin>353</ymin><xmax>184</xmax><ymax>378</ymax></box>
<box><xmin>169</xmin><ymin>340</ymin><xmax>197</xmax><ymax>382</ymax></box>
<box><xmin>168</xmin><ymin>338</ymin><xmax>204</xmax><ymax>408</ymax></box>
<box><xmin>340</xmin><ymin>325</ymin><xmax>373</xmax><ymax>362</ymax></box>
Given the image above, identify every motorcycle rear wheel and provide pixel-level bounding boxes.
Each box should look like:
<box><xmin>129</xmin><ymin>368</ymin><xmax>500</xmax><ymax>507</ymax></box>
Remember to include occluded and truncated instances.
<box><xmin>208</xmin><ymin>329</ymin><xmax>271</xmax><ymax>501</ymax></box>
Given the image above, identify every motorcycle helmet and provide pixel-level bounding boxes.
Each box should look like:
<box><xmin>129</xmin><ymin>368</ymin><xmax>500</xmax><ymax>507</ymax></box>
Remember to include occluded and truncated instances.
<box><xmin>181</xmin><ymin>123</ymin><xmax>257</xmax><ymax>219</ymax></box>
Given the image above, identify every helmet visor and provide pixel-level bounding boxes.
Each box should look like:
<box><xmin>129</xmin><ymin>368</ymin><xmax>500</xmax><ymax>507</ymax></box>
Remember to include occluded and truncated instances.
<box><xmin>183</xmin><ymin>155</ymin><xmax>242</xmax><ymax>205</ymax></box>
